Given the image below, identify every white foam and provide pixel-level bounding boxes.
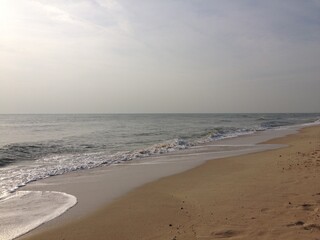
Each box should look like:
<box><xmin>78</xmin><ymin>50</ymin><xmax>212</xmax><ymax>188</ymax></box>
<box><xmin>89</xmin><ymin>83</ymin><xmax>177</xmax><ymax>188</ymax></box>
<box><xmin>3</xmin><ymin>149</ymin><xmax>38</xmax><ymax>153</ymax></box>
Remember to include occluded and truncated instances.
<box><xmin>0</xmin><ymin>123</ymin><xmax>307</xmax><ymax>201</ymax></box>
<box><xmin>0</xmin><ymin>191</ymin><xmax>77</xmax><ymax>240</ymax></box>
<box><xmin>302</xmin><ymin>118</ymin><xmax>320</xmax><ymax>126</ymax></box>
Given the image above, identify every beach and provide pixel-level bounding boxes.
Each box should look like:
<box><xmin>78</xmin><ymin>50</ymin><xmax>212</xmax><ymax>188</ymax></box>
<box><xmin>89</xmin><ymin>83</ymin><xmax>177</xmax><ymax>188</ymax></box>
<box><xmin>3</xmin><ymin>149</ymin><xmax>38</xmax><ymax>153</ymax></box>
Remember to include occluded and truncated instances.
<box><xmin>20</xmin><ymin>125</ymin><xmax>320</xmax><ymax>239</ymax></box>
<box><xmin>2</xmin><ymin>1</ymin><xmax>320</xmax><ymax>239</ymax></box>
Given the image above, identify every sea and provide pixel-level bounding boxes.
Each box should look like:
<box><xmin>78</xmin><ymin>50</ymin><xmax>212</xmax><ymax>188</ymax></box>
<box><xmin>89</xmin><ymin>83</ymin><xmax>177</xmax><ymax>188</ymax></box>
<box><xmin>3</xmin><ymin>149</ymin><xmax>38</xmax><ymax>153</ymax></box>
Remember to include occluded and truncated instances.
<box><xmin>0</xmin><ymin>113</ymin><xmax>319</xmax><ymax>240</ymax></box>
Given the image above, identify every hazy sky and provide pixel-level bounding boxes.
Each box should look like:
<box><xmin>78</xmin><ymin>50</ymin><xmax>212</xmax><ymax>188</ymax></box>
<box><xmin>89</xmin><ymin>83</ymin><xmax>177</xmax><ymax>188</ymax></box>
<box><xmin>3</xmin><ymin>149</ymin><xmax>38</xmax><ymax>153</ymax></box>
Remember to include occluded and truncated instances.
<box><xmin>1</xmin><ymin>0</ymin><xmax>319</xmax><ymax>113</ymax></box>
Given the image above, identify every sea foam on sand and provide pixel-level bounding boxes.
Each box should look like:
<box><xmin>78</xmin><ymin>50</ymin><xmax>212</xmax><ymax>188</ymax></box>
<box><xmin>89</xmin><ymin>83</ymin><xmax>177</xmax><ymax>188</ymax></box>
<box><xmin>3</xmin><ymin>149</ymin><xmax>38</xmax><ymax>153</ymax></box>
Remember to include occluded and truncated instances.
<box><xmin>0</xmin><ymin>191</ymin><xmax>77</xmax><ymax>240</ymax></box>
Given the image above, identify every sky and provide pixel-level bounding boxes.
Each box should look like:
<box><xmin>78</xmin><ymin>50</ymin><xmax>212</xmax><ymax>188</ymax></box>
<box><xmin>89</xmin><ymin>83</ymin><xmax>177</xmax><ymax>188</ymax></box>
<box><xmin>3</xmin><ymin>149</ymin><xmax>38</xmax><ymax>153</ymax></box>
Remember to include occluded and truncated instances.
<box><xmin>0</xmin><ymin>0</ymin><xmax>319</xmax><ymax>113</ymax></box>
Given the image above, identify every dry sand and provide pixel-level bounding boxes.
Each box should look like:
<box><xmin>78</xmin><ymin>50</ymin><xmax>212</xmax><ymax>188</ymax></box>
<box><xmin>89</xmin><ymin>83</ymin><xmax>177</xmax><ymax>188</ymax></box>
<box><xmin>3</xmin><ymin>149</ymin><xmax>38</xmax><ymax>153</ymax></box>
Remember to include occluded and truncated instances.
<box><xmin>25</xmin><ymin>126</ymin><xmax>320</xmax><ymax>240</ymax></box>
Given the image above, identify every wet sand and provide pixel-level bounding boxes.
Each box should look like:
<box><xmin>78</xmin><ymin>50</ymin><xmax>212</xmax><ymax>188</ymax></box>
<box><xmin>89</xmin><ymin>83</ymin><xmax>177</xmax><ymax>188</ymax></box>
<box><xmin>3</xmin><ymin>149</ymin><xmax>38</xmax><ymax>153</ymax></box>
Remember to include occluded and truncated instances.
<box><xmin>23</xmin><ymin>126</ymin><xmax>320</xmax><ymax>240</ymax></box>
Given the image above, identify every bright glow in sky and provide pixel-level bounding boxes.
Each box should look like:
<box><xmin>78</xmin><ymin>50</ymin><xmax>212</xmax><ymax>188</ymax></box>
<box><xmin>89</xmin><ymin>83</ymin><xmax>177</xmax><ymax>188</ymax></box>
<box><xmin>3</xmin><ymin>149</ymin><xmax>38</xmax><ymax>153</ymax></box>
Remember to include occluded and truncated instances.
<box><xmin>0</xmin><ymin>0</ymin><xmax>319</xmax><ymax>113</ymax></box>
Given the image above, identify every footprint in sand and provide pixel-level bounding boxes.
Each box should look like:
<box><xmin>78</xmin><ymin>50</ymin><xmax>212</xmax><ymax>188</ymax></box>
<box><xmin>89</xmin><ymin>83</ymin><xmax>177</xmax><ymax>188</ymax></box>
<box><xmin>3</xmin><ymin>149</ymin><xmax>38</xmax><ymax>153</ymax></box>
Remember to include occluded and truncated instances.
<box><xmin>287</xmin><ymin>222</ymin><xmax>320</xmax><ymax>231</ymax></box>
<box><xmin>260</xmin><ymin>208</ymin><xmax>270</xmax><ymax>213</ymax></box>
<box><xmin>287</xmin><ymin>221</ymin><xmax>304</xmax><ymax>227</ymax></box>
<box><xmin>303</xmin><ymin>224</ymin><xmax>320</xmax><ymax>231</ymax></box>
<box><xmin>300</xmin><ymin>203</ymin><xmax>314</xmax><ymax>211</ymax></box>
<box><xmin>213</xmin><ymin>230</ymin><xmax>240</xmax><ymax>238</ymax></box>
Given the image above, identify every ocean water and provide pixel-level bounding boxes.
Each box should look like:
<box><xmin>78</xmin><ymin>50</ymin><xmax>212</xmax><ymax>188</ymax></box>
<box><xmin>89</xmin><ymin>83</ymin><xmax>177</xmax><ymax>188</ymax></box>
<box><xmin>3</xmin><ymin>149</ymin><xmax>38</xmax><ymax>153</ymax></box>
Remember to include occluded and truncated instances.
<box><xmin>0</xmin><ymin>113</ymin><xmax>319</xmax><ymax>199</ymax></box>
<box><xmin>0</xmin><ymin>113</ymin><xmax>319</xmax><ymax>239</ymax></box>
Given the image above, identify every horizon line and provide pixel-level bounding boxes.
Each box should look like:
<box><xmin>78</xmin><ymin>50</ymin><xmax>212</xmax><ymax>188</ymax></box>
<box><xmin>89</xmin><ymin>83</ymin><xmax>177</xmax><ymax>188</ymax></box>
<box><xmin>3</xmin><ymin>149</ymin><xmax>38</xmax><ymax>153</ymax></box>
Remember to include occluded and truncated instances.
<box><xmin>0</xmin><ymin>112</ymin><xmax>319</xmax><ymax>115</ymax></box>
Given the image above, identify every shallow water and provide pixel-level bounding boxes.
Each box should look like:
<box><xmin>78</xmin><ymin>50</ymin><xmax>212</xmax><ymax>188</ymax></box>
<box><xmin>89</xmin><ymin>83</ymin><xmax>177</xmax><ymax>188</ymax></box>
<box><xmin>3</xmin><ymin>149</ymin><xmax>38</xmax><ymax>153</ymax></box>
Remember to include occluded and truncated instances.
<box><xmin>0</xmin><ymin>191</ymin><xmax>76</xmax><ymax>240</ymax></box>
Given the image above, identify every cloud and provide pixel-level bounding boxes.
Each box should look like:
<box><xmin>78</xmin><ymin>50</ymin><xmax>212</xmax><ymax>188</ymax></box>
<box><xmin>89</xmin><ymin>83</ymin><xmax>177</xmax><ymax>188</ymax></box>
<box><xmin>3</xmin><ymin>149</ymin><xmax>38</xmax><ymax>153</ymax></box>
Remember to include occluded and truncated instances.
<box><xmin>0</xmin><ymin>0</ymin><xmax>319</xmax><ymax>113</ymax></box>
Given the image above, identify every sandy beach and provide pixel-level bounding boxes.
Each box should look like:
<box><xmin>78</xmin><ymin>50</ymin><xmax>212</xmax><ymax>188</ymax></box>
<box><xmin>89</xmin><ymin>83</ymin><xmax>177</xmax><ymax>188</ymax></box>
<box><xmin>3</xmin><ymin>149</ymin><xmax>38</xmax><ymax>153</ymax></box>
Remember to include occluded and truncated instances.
<box><xmin>2</xmin><ymin>1</ymin><xmax>320</xmax><ymax>239</ymax></box>
<box><xmin>23</xmin><ymin>125</ymin><xmax>320</xmax><ymax>240</ymax></box>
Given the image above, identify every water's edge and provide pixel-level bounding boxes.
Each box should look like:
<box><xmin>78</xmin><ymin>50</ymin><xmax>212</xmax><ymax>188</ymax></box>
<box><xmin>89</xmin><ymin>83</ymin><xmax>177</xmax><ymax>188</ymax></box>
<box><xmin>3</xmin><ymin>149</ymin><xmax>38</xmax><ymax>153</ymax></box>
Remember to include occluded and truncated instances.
<box><xmin>0</xmin><ymin>191</ymin><xmax>76</xmax><ymax>240</ymax></box>
<box><xmin>16</xmin><ymin>123</ymin><xmax>317</xmax><ymax>240</ymax></box>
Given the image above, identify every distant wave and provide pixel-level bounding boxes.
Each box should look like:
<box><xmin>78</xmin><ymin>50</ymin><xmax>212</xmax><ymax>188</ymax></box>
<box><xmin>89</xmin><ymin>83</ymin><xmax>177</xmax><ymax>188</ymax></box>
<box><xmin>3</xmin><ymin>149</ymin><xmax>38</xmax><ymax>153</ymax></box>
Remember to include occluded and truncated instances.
<box><xmin>0</xmin><ymin>141</ymin><xmax>101</xmax><ymax>168</ymax></box>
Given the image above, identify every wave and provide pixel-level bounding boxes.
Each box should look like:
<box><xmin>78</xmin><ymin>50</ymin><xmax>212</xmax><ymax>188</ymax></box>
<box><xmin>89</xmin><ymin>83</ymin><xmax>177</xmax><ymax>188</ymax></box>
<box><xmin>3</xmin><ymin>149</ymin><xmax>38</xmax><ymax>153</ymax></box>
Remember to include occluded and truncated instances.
<box><xmin>260</xmin><ymin>120</ymin><xmax>293</xmax><ymax>128</ymax></box>
<box><xmin>0</xmin><ymin>141</ymin><xmax>101</xmax><ymax>168</ymax></box>
<box><xmin>0</xmin><ymin>191</ymin><xmax>77</xmax><ymax>240</ymax></box>
<box><xmin>0</xmin><ymin>126</ymin><xmax>259</xmax><ymax>199</ymax></box>
<box><xmin>256</xmin><ymin>117</ymin><xmax>267</xmax><ymax>121</ymax></box>
<box><xmin>1</xmin><ymin>117</ymin><xmax>319</xmax><ymax>200</ymax></box>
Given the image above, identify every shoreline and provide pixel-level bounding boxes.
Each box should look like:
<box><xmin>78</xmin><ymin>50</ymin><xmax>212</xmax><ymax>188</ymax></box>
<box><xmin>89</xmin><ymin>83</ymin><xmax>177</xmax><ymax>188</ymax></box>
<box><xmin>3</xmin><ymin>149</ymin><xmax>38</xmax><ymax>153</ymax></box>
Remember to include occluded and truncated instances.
<box><xmin>18</xmin><ymin>124</ymin><xmax>320</xmax><ymax>239</ymax></box>
<box><xmin>17</xmin><ymin>132</ymin><xmax>287</xmax><ymax>238</ymax></box>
